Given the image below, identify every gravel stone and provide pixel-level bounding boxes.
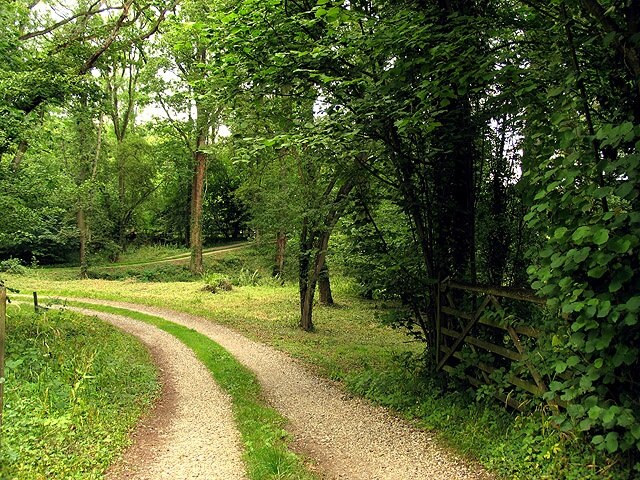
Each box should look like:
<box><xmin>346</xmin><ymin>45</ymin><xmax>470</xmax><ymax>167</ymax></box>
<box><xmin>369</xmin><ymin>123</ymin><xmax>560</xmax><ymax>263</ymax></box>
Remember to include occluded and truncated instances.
<box><xmin>69</xmin><ymin>308</ymin><xmax>247</xmax><ymax>480</ymax></box>
<box><xmin>74</xmin><ymin>300</ymin><xmax>494</xmax><ymax>480</ymax></box>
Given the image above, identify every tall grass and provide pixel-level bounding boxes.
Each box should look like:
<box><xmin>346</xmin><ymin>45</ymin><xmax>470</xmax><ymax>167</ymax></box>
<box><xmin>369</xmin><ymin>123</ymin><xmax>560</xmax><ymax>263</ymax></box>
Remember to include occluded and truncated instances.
<box><xmin>0</xmin><ymin>308</ymin><xmax>159</xmax><ymax>479</ymax></box>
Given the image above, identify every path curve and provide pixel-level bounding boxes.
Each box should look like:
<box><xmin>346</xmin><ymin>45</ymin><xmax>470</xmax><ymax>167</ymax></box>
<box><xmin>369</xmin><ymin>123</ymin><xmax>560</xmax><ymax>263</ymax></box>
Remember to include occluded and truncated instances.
<box><xmin>71</xmin><ymin>308</ymin><xmax>247</xmax><ymax>480</ymax></box>
<box><xmin>74</xmin><ymin>299</ymin><xmax>493</xmax><ymax>480</ymax></box>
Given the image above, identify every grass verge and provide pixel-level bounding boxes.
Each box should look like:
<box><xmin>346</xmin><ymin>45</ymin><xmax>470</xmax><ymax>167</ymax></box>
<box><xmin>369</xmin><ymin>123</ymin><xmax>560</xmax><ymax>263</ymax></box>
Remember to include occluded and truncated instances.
<box><xmin>0</xmin><ymin>307</ymin><xmax>158</xmax><ymax>480</ymax></box>
<box><xmin>67</xmin><ymin>301</ymin><xmax>317</xmax><ymax>480</ymax></box>
<box><xmin>344</xmin><ymin>357</ymin><xmax>626</xmax><ymax>480</ymax></box>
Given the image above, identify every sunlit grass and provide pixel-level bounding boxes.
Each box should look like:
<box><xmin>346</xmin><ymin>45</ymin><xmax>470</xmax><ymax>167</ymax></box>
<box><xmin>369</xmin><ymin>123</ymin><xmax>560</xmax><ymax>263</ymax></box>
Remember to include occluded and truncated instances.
<box><xmin>6</xmin><ymin>274</ymin><xmax>420</xmax><ymax>380</ymax></box>
<box><xmin>0</xmin><ymin>307</ymin><xmax>159</xmax><ymax>479</ymax></box>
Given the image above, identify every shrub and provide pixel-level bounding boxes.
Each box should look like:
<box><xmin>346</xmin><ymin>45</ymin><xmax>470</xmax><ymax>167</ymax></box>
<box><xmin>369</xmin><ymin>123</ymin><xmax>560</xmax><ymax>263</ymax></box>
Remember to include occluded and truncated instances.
<box><xmin>0</xmin><ymin>258</ymin><xmax>29</xmax><ymax>275</ymax></box>
<box><xmin>202</xmin><ymin>272</ymin><xmax>233</xmax><ymax>293</ymax></box>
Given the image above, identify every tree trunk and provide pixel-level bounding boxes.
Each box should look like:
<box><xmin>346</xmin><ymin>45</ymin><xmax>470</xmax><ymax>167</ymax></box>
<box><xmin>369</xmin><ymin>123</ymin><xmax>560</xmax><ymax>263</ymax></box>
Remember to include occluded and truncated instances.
<box><xmin>10</xmin><ymin>140</ymin><xmax>28</xmax><ymax>172</ymax></box>
<box><xmin>299</xmin><ymin>221</ymin><xmax>314</xmax><ymax>331</ymax></box>
<box><xmin>274</xmin><ymin>230</ymin><xmax>287</xmax><ymax>278</ymax></box>
<box><xmin>300</xmin><ymin>283</ymin><xmax>315</xmax><ymax>331</ymax></box>
<box><xmin>189</xmin><ymin>47</ymin><xmax>209</xmax><ymax>276</ymax></box>
<box><xmin>190</xmin><ymin>147</ymin><xmax>206</xmax><ymax>275</ymax></box>
<box><xmin>318</xmin><ymin>263</ymin><xmax>333</xmax><ymax>306</ymax></box>
<box><xmin>298</xmin><ymin>177</ymin><xmax>355</xmax><ymax>331</ymax></box>
<box><xmin>77</xmin><ymin>208</ymin><xmax>89</xmax><ymax>279</ymax></box>
<box><xmin>117</xmin><ymin>141</ymin><xmax>127</xmax><ymax>256</ymax></box>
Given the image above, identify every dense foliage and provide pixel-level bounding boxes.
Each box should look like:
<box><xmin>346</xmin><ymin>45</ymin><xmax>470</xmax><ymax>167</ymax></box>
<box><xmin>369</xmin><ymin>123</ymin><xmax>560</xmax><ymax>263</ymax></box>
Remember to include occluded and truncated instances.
<box><xmin>1</xmin><ymin>0</ymin><xmax>639</xmax><ymax>475</ymax></box>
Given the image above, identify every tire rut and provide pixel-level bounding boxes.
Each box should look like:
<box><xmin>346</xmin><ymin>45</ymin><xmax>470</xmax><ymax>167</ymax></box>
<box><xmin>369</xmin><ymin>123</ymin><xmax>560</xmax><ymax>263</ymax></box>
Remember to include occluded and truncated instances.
<box><xmin>74</xmin><ymin>300</ymin><xmax>493</xmax><ymax>480</ymax></box>
<box><xmin>70</xmin><ymin>308</ymin><xmax>247</xmax><ymax>480</ymax></box>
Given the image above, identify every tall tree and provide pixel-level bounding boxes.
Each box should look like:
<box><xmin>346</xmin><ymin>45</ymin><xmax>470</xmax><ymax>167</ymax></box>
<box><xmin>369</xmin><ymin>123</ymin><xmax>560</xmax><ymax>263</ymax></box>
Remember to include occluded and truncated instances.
<box><xmin>69</xmin><ymin>95</ymin><xmax>103</xmax><ymax>277</ymax></box>
<box><xmin>154</xmin><ymin>5</ymin><xmax>225</xmax><ymax>275</ymax></box>
<box><xmin>0</xmin><ymin>0</ymin><xmax>175</xmax><ymax>155</ymax></box>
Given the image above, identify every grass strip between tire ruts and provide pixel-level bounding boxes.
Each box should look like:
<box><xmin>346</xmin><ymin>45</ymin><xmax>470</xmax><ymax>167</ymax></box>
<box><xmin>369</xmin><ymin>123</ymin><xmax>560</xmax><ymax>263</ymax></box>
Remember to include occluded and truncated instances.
<box><xmin>67</xmin><ymin>300</ymin><xmax>317</xmax><ymax>480</ymax></box>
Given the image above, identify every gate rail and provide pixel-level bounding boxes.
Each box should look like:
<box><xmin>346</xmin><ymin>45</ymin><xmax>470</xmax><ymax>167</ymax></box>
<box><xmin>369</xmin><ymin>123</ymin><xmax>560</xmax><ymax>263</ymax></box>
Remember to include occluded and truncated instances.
<box><xmin>435</xmin><ymin>279</ymin><xmax>554</xmax><ymax>411</ymax></box>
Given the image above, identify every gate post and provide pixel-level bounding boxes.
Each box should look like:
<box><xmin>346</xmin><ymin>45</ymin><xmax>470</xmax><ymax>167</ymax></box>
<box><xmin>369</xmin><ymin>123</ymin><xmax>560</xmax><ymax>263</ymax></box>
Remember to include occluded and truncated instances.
<box><xmin>1</xmin><ymin>286</ymin><xmax>6</xmax><ymax>432</ymax></box>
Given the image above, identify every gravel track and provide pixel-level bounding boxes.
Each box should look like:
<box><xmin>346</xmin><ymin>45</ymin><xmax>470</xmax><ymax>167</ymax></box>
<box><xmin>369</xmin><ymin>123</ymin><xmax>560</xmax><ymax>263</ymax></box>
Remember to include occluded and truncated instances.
<box><xmin>70</xmin><ymin>308</ymin><xmax>247</xmax><ymax>480</ymax></box>
<box><xmin>74</xmin><ymin>299</ymin><xmax>493</xmax><ymax>480</ymax></box>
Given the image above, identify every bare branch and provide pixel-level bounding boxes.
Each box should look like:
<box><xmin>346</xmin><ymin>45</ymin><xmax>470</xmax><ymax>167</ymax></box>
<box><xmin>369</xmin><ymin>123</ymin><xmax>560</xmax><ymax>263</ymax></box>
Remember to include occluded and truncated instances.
<box><xmin>79</xmin><ymin>0</ymin><xmax>135</xmax><ymax>75</ymax></box>
<box><xmin>20</xmin><ymin>2</ymin><xmax>118</xmax><ymax>41</ymax></box>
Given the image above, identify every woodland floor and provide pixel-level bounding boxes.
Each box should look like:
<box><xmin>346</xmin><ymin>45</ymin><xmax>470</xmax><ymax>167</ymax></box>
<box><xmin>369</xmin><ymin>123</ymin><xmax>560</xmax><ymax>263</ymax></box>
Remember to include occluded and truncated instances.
<box><xmin>71</xmin><ymin>298</ymin><xmax>493</xmax><ymax>480</ymax></box>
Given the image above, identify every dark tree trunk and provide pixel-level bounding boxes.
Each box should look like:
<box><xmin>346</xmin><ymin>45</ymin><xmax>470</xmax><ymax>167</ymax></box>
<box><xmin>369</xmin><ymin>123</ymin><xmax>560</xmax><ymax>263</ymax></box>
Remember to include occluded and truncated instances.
<box><xmin>318</xmin><ymin>263</ymin><xmax>333</xmax><ymax>306</ymax></box>
<box><xmin>116</xmin><ymin>142</ymin><xmax>127</xmax><ymax>257</ymax></box>
<box><xmin>77</xmin><ymin>208</ymin><xmax>89</xmax><ymax>279</ymax></box>
<box><xmin>189</xmin><ymin>146</ymin><xmax>206</xmax><ymax>275</ymax></box>
<box><xmin>274</xmin><ymin>230</ymin><xmax>287</xmax><ymax>278</ymax></box>
<box><xmin>299</xmin><ymin>221</ymin><xmax>314</xmax><ymax>331</ymax></box>
<box><xmin>189</xmin><ymin>47</ymin><xmax>210</xmax><ymax>276</ymax></box>
<box><xmin>298</xmin><ymin>177</ymin><xmax>354</xmax><ymax>331</ymax></box>
<box><xmin>189</xmin><ymin>92</ymin><xmax>208</xmax><ymax>275</ymax></box>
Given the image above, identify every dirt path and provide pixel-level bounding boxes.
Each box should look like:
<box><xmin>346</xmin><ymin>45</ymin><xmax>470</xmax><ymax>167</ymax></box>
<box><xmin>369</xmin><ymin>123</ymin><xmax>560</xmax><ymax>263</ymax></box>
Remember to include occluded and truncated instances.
<box><xmin>74</xmin><ymin>299</ymin><xmax>493</xmax><ymax>480</ymax></box>
<box><xmin>70</xmin><ymin>308</ymin><xmax>247</xmax><ymax>480</ymax></box>
<box><xmin>97</xmin><ymin>242</ymin><xmax>249</xmax><ymax>269</ymax></box>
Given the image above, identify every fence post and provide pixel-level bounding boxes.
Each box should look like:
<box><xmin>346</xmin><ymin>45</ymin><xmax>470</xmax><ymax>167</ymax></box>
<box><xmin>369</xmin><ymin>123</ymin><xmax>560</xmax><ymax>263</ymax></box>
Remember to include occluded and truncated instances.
<box><xmin>1</xmin><ymin>286</ymin><xmax>6</xmax><ymax>433</ymax></box>
<box><xmin>33</xmin><ymin>291</ymin><xmax>38</xmax><ymax>313</ymax></box>
<box><xmin>435</xmin><ymin>278</ymin><xmax>441</xmax><ymax>365</ymax></box>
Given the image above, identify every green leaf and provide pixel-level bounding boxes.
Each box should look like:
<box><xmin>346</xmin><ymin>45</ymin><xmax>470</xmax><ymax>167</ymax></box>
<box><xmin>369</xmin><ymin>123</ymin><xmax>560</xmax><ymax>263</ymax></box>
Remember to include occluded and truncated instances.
<box><xmin>605</xmin><ymin>432</ymin><xmax>619</xmax><ymax>453</ymax></box>
<box><xmin>626</xmin><ymin>296</ymin><xmax>640</xmax><ymax>313</ymax></box>
<box><xmin>534</xmin><ymin>189</ymin><xmax>547</xmax><ymax>201</ymax></box>
<box><xmin>597</xmin><ymin>300</ymin><xmax>611</xmax><ymax>318</ymax></box>
<box><xmin>616</xmin><ymin>181</ymin><xmax>635</xmax><ymax>199</ymax></box>
<box><xmin>550</xmin><ymin>254</ymin><xmax>565</xmax><ymax>268</ymax></box>
<box><xmin>567</xmin><ymin>355</ymin><xmax>580</xmax><ymax>367</ymax></box>
<box><xmin>574</xmin><ymin>247</ymin><xmax>590</xmax><ymax>263</ymax></box>
<box><xmin>602</xmin><ymin>406</ymin><xmax>620</xmax><ymax>426</ymax></box>
<box><xmin>588</xmin><ymin>265</ymin><xmax>607</xmax><ymax>279</ymax></box>
<box><xmin>617</xmin><ymin>410</ymin><xmax>635</xmax><ymax>428</ymax></box>
<box><xmin>592</xmin><ymin>228</ymin><xmax>609</xmax><ymax>246</ymax></box>
<box><xmin>555</xmin><ymin>361</ymin><xmax>568</xmax><ymax>374</ymax></box>
<box><xmin>580</xmin><ymin>376</ymin><xmax>593</xmax><ymax>390</ymax></box>
<box><xmin>623</xmin><ymin>313</ymin><xmax>638</xmax><ymax>326</ymax></box>
<box><xmin>554</xmin><ymin>227</ymin><xmax>568</xmax><ymax>239</ymax></box>
<box><xmin>579</xmin><ymin>418</ymin><xmax>593</xmax><ymax>431</ymax></box>
<box><xmin>588</xmin><ymin>405</ymin><xmax>602</xmax><ymax>419</ymax></box>
<box><xmin>572</xmin><ymin>226</ymin><xmax>591</xmax><ymax>243</ymax></box>
<box><xmin>547</xmin><ymin>86</ymin><xmax>564</xmax><ymax>97</ymax></box>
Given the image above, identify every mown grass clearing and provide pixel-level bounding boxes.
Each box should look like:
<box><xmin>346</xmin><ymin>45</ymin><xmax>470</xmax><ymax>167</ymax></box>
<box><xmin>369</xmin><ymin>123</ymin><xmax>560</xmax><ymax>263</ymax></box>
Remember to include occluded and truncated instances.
<box><xmin>6</xmin><ymin>274</ymin><xmax>417</xmax><ymax>381</ymax></box>
<box><xmin>0</xmin><ymin>307</ymin><xmax>158</xmax><ymax>480</ymax></box>
<box><xmin>66</xmin><ymin>301</ymin><xmax>316</xmax><ymax>480</ymax></box>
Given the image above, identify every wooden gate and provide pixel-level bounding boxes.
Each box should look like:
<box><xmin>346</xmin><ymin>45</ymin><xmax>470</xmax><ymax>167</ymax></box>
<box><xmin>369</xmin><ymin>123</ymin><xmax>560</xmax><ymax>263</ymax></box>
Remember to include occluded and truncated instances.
<box><xmin>435</xmin><ymin>279</ymin><xmax>553</xmax><ymax>410</ymax></box>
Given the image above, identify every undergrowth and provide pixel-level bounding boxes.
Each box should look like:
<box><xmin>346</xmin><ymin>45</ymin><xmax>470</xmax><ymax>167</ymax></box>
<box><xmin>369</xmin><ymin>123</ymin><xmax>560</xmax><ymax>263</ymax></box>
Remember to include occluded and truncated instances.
<box><xmin>345</xmin><ymin>353</ymin><xmax>631</xmax><ymax>480</ymax></box>
<box><xmin>0</xmin><ymin>308</ymin><xmax>158</xmax><ymax>480</ymax></box>
<box><xmin>87</xmin><ymin>263</ymin><xmax>196</xmax><ymax>282</ymax></box>
<box><xmin>68</xmin><ymin>301</ymin><xmax>317</xmax><ymax>480</ymax></box>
